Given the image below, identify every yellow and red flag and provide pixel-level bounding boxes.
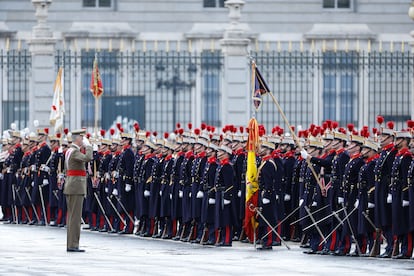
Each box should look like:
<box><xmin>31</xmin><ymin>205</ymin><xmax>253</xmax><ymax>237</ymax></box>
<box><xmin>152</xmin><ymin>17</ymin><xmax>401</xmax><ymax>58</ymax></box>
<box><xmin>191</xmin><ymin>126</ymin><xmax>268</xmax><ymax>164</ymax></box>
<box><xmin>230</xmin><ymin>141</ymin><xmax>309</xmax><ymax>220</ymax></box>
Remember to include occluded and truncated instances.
<box><xmin>243</xmin><ymin>117</ymin><xmax>260</xmax><ymax>241</ymax></box>
<box><xmin>90</xmin><ymin>54</ymin><xmax>104</xmax><ymax>99</ymax></box>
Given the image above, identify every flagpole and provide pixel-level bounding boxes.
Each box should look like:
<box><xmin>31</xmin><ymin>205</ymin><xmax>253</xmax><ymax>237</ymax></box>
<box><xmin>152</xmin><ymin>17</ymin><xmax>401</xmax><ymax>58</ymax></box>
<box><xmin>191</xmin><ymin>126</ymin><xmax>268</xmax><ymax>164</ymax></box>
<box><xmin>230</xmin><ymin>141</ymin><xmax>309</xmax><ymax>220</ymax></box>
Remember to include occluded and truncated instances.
<box><xmin>251</xmin><ymin>60</ymin><xmax>325</xmax><ymax>193</ymax></box>
<box><xmin>267</xmin><ymin>89</ymin><xmax>325</xmax><ymax>193</ymax></box>
<box><xmin>94</xmin><ymin>96</ymin><xmax>98</xmax><ymax>136</ymax></box>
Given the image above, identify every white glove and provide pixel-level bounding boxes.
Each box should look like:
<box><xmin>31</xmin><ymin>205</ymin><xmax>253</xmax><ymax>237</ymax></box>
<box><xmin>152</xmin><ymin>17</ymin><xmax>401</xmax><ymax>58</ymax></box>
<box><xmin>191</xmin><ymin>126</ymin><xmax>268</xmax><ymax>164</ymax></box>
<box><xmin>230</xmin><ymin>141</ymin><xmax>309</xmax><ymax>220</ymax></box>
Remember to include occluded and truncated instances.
<box><xmin>223</xmin><ymin>199</ymin><xmax>231</xmax><ymax>205</ymax></box>
<box><xmin>189</xmin><ymin>192</ymin><xmax>192</xmax><ymax>198</ymax></box>
<box><xmin>338</xmin><ymin>197</ymin><xmax>344</xmax><ymax>204</ymax></box>
<box><xmin>275</xmin><ymin>194</ymin><xmax>279</xmax><ymax>200</ymax></box>
<box><xmin>354</xmin><ymin>199</ymin><xmax>359</xmax><ymax>209</ymax></box>
<box><xmin>159</xmin><ymin>190</ymin><xmax>163</xmax><ymax>196</ymax></box>
<box><xmin>0</xmin><ymin>173</ymin><xmax>3</xmax><ymax>180</ymax></box>
<box><xmin>262</xmin><ymin>198</ymin><xmax>270</xmax><ymax>205</ymax></box>
<box><xmin>42</xmin><ymin>179</ymin><xmax>49</xmax><ymax>186</ymax></box>
<box><xmin>196</xmin><ymin>191</ymin><xmax>204</xmax><ymax>198</ymax></box>
<box><xmin>105</xmin><ymin>187</ymin><xmax>109</xmax><ymax>193</ymax></box>
<box><xmin>300</xmin><ymin>149</ymin><xmax>308</xmax><ymax>159</ymax></box>
<box><xmin>83</xmin><ymin>136</ymin><xmax>91</xmax><ymax>147</ymax></box>
<box><xmin>368</xmin><ymin>202</ymin><xmax>375</xmax><ymax>208</ymax></box>
<box><xmin>311</xmin><ymin>201</ymin><xmax>317</xmax><ymax>207</ymax></box>
<box><xmin>387</xmin><ymin>193</ymin><xmax>392</xmax><ymax>203</ymax></box>
<box><xmin>208</xmin><ymin>198</ymin><xmax>216</xmax><ymax>204</ymax></box>
<box><xmin>125</xmin><ymin>184</ymin><xmax>132</xmax><ymax>192</ymax></box>
<box><xmin>178</xmin><ymin>190</ymin><xmax>183</xmax><ymax>198</ymax></box>
<box><xmin>58</xmin><ymin>173</ymin><xmax>65</xmax><ymax>180</ymax></box>
<box><xmin>144</xmin><ymin>190</ymin><xmax>150</xmax><ymax>197</ymax></box>
<box><xmin>169</xmin><ymin>193</ymin><xmax>172</xmax><ymax>200</ymax></box>
<box><xmin>112</xmin><ymin>188</ymin><xmax>118</xmax><ymax>196</ymax></box>
<box><xmin>402</xmin><ymin>200</ymin><xmax>409</xmax><ymax>207</ymax></box>
<box><xmin>40</xmin><ymin>165</ymin><xmax>50</xmax><ymax>173</ymax></box>
<box><xmin>284</xmin><ymin>194</ymin><xmax>291</xmax><ymax>201</ymax></box>
<box><xmin>31</xmin><ymin>165</ymin><xmax>37</xmax><ymax>172</ymax></box>
<box><xmin>31</xmin><ymin>181</ymin><xmax>35</xmax><ymax>187</ymax></box>
<box><xmin>299</xmin><ymin>198</ymin><xmax>304</xmax><ymax>207</ymax></box>
<box><xmin>104</xmin><ymin>172</ymin><xmax>110</xmax><ymax>180</ymax></box>
<box><xmin>58</xmin><ymin>146</ymin><xmax>63</xmax><ymax>153</ymax></box>
<box><xmin>112</xmin><ymin>171</ymin><xmax>119</xmax><ymax>179</ymax></box>
<box><xmin>237</xmin><ymin>190</ymin><xmax>241</xmax><ymax>198</ymax></box>
<box><xmin>93</xmin><ymin>144</ymin><xmax>99</xmax><ymax>151</ymax></box>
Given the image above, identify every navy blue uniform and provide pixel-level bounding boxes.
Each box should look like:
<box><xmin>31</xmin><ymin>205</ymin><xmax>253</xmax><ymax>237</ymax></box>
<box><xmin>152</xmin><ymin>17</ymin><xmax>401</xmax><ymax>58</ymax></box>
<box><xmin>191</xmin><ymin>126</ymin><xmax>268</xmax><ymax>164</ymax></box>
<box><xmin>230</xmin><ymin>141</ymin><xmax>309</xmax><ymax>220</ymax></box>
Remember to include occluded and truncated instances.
<box><xmin>214</xmin><ymin>157</ymin><xmax>235</xmax><ymax>246</ymax></box>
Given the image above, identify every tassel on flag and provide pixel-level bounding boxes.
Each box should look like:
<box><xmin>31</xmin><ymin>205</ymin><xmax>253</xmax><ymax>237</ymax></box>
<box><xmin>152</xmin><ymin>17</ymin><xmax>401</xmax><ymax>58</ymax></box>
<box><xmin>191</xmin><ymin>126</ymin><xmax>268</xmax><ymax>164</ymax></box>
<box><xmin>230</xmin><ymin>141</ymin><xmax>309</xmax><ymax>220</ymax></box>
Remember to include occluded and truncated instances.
<box><xmin>90</xmin><ymin>54</ymin><xmax>104</xmax><ymax>99</ymax></box>
<box><xmin>252</xmin><ymin>63</ymin><xmax>270</xmax><ymax>112</ymax></box>
<box><xmin>49</xmin><ymin>67</ymin><xmax>65</xmax><ymax>132</ymax></box>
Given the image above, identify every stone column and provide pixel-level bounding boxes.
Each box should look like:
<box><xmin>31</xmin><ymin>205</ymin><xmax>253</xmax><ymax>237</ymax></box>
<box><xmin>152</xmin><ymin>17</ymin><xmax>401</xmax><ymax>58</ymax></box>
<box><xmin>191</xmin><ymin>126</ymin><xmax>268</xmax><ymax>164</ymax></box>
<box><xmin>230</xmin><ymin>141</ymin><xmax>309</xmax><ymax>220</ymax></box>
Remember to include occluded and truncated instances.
<box><xmin>27</xmin><ymin>0</ymin><xmax>56</xmax><ymax>130</ymax></box>
<box><xmin>220</xmin><ymin>0</ymin><xmax>251</xmax><ymax>127</ymax></box>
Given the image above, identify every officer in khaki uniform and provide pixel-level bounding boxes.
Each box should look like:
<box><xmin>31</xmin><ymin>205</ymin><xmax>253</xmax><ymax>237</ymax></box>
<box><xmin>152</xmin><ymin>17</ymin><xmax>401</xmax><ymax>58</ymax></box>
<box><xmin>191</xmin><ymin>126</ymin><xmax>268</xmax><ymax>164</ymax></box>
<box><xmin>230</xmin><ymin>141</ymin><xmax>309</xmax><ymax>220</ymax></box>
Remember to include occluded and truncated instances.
<box><xmin>64</xmin><ymin>129</ymin><xmax>93</xmax><ymax>252</ymax></box>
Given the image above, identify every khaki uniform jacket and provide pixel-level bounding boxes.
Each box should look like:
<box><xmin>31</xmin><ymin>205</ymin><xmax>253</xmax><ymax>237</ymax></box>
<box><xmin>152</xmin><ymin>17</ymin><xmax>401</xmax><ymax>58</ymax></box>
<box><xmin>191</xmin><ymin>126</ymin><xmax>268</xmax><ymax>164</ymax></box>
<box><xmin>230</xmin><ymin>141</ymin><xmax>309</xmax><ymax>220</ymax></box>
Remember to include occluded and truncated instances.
<box><xmin>63</xmin><ymin>144</ymin><xmax>93</xmax><ymax>195</ymax></box>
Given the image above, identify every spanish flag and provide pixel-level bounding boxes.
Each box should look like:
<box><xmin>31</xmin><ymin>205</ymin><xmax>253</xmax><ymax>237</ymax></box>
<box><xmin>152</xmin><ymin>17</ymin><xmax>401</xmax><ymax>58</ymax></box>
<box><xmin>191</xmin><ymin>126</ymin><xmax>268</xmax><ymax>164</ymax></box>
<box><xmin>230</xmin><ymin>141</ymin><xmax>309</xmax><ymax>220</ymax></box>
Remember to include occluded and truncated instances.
<box><xmin>90</xmin><ymin>54</ymin><xmax>104</xmax><ymax>99</ymax></box>
<box><xmin>243</xmin><ymin>117</ymin><xmax>259</xmax><ymax>242</ymax></box>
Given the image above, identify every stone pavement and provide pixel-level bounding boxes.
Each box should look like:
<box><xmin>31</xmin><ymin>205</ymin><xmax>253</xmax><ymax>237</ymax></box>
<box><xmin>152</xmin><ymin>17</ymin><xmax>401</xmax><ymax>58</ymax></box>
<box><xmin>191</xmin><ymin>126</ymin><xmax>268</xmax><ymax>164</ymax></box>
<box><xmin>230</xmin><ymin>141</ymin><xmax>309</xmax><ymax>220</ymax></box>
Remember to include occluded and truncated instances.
<box><xmin>0</xmin><ymin>223</ymin><xmax>414</xmax><ymax>276</ymax></box>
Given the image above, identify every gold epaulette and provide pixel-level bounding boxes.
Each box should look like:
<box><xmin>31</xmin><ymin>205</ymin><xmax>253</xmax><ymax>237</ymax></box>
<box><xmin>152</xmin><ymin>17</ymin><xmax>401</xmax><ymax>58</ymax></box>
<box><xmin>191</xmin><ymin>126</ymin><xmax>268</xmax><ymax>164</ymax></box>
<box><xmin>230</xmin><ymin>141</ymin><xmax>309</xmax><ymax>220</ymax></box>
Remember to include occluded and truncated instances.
<box><xmin>146</xmin><ymin>176</ymin><xmax>153</xmax><ymax>184</ymax></box>
<box><xmin>368</xmin><ymin>186</ymin><xmax>375</xmax><ymax>194</ymax></box>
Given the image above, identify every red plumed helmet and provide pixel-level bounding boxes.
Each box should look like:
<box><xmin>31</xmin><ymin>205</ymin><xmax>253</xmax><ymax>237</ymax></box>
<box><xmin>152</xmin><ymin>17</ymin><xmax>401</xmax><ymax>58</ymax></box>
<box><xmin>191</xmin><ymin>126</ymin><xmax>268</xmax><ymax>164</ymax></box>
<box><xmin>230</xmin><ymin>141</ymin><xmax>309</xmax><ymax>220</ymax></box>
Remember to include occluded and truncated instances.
<box><xmin>309</xmin><ymin>124</ymin><xmax>315</xmax><ymax>132</ymax></box>
<box><xmin>86</xmin><ymin>133</ymin><xmax>91</xmax><ymax>139</ymax></box>
<box><xmin>239</xmin><ymin>126</ymin><xmax>244</xmax><ymax>133</ymax></box>
<box><xmin>332</xmin><ymin>121</ymin><xmax>339</xmax><ymax>129</ymax></box>
<box><xmin>277</xmin><ymin>128</ymin><xmax>284</xmax><ymax>136</ymax></box>
<box><xmin>407</xmin><ymin>120</ymin><xmax>414</xmax><ymax>128</ymax></box>
<box><xmin>110</xmin><ymin>128</ymin><xmax>115</xmax><ymax>136</ymax></box>
<box><xmin>174</xmin><ymin>129</ymin><xmax>178</xmax><ymax>135</ymax></box>
<box><xmin>211</xmin><ymin>127</ymin><xmax>216</xmax><ymax>133</ymax></box>
<box><xmin>372</xmin><ymin>127</ymin><xmax>378</xmax><ymax>134</ymax></box>
<box><xmin>100</xmin><ymin>129</ymin><xmax>106</xmax><ymax>137</ymax></box>
<box><xmin>347</xmin><ymin>123</ymin><xmax>354</xmax><ymax>132</ymax></box>
<box><xmin>201</xmin><ymin>123</ymin><xmax>206</xmax><ymax>130</ymax></box>
<box><xmin>188</xmin><ymin>123</ymin><xmax>192</xmax><ymax>130</ymax></box>
<box><xmin>146</xmin><ymin>131</ymin><xmax>151</xmax><ymax>138</ymax></box>
<box><xmin>64</xmin><ymin>128</ymin><xmax>69</xmax><ymax>135</ymax></box>
<box><xmin>153</xmin><ymin>131</ymin><xmax>158</xmax><ymax>137</ymax></box>
<box><xmin>376</xmin><ymin>115</ymin><xmax>384</xmax><ymax>125</ymax></box>
<box><xmin>326</xmin><ymin>120</ymin><xmax>332</xmax><ymax>129</ymax></box>
<box><xmin>164</xmin><ymin>132</ymin><xmax>169</xmax><ymax>139</ymax></box>
<box><xmin>116</xmin><ymin>122</ymin><xmax>122</xmax><ymax>131</ymax></box>
<box><xmin>291</xmin><ymin>126</ymin><xmax>295</xmax><ymax>132</ymax></box>
<box><xmin>178</xmin><ymin>128</ymin><xmax>184</xmax><ymax>135</ymax></box>
<box><xmin>311</xmin><ymin>129</ymin><xmax>319</xmax><ymax>137</ymax></box>
<box><xmin>120</xmin><ymin>127</ymin><xmax>124</xmax><ymax>133</ymax></box>
<box><xmin>133</xmin><ymin>122</ymin><xmax>140</xmax><ymax>132</ymax></box>
<box><xmin>206</xmin><ymin>125</ymin><xmax>211</xmax><ymax>132</ymax></box>
<box><xmin>386</xmin><ymin>121</ymin><xmax>394</xmax><ymax>130</ymax></box>
<box><xmin>322</xmin><ymin>122</ymin><xmax>328</xmax><ymax>130</ymax></box>
<box><xmin>56</xmin><ymin>133</ymin><xmax>61</xmax><ymax>138</ymax></box>
<box><xmin>44</xmin><ymin>128</ymin><xmax>49</xmax><ymax>134</ymax></box>
<box><xmin>194</xmin><ymin>128</ymin><xmax>201</xmax><ymax>135</ymax></box>
<box><xmin>176</xmin><ymin>123</ymin><xmax>181</xmax><ymax>129</ymax></box>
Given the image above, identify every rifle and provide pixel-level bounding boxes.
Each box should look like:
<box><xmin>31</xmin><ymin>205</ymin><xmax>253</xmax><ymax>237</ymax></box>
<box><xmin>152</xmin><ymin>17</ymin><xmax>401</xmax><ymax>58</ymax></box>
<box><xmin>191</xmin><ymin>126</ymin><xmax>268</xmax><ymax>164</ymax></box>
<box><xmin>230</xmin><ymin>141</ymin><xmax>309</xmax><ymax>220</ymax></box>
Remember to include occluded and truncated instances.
<box><xmin>362</xmin><ymin>211</ymin><xmax>383</xmax><ymax>257</ymax></box>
